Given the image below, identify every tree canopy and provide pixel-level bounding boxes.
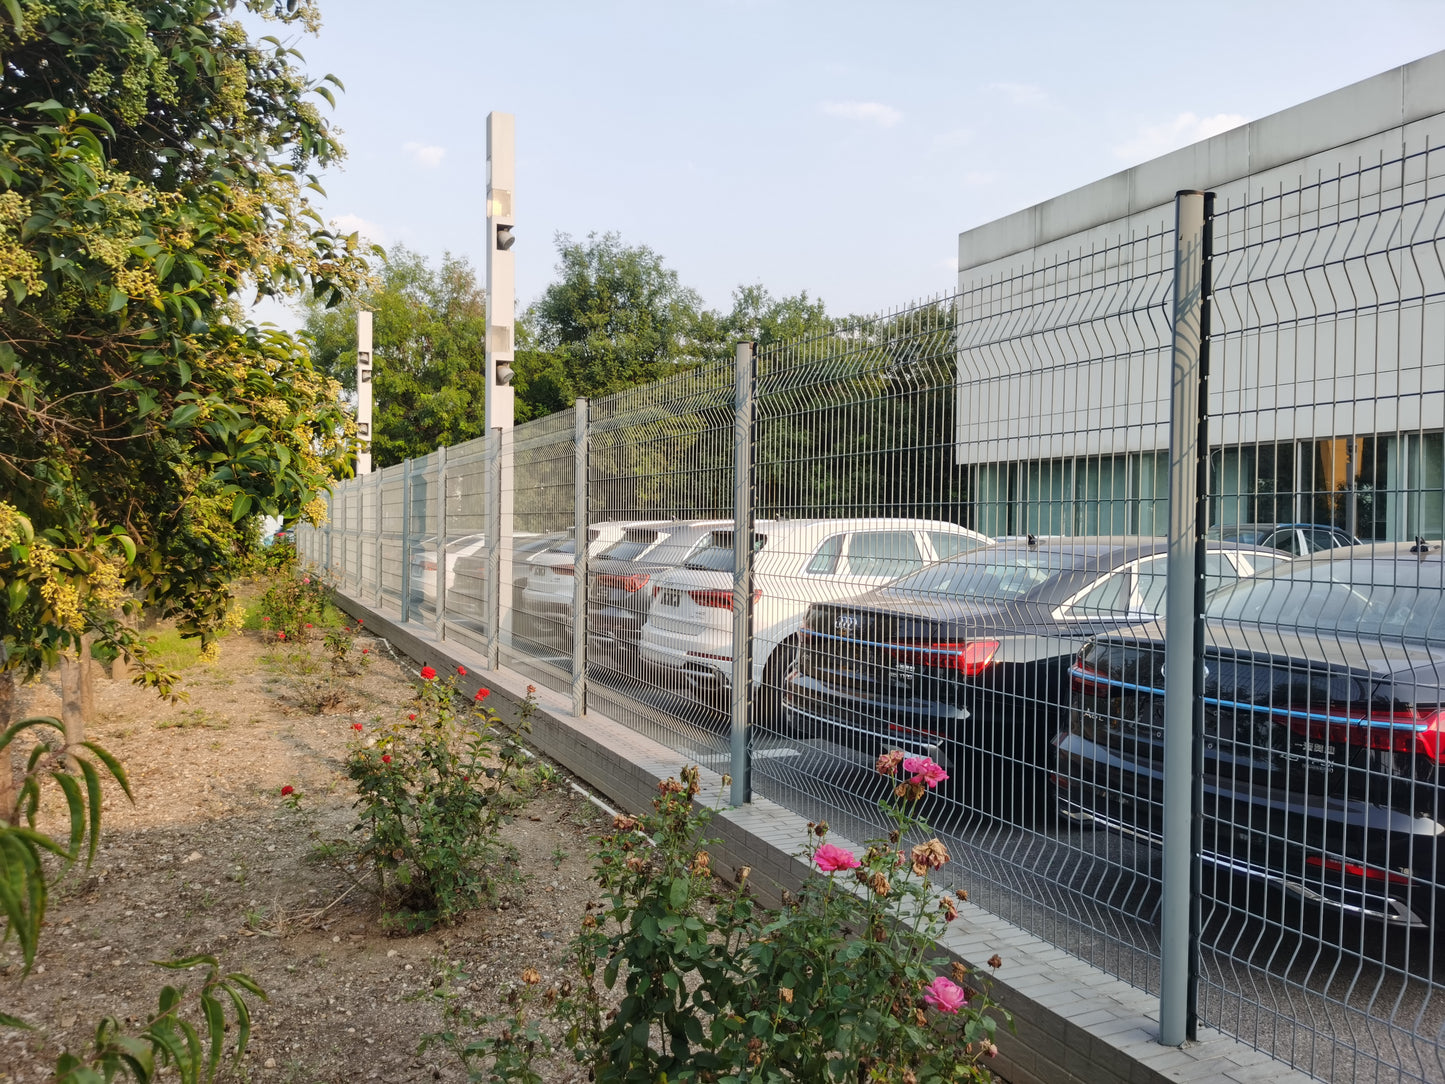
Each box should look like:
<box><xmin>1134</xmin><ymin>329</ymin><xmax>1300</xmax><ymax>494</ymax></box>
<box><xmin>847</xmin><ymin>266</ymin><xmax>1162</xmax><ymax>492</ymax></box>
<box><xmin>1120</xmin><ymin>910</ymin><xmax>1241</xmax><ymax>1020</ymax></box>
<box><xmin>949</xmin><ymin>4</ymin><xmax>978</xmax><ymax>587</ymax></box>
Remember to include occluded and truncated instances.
<box><xmin>301</xmin><ymin>246</ymin><xmax>488</xmax><ymax>467</ymax></box>
<box><xmin>0</xmin><ymin>0</ymin><xmax>367</xmax><ymax>682</ymax></box>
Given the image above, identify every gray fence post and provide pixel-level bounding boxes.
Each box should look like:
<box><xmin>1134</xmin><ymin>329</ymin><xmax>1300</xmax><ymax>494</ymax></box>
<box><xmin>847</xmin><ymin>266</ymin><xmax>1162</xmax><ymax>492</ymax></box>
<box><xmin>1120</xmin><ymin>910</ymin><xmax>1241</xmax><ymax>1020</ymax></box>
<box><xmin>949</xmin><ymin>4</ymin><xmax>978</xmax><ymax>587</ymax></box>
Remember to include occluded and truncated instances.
<box><xmin>1161</xmin><ymin>189</ymin><xmax>1212</xmax><ymax>1046</ymax></box>
<box><xmin>400</xmin><ymin>459</ymin><xmax>414</xmax><ymax>623</ymax></box>
<box><xmin>486</xmin><ymin>428</ymin><xmax>503</xmax><ymax>670</ymax></box>
<box><xmin>435</xmin><ymin>445</ymin><xmax>448</xmax><ymax>640</ymax></box>
<box><xmin>730</xmin><ymin>340</ymin><xmax>757</xmax><ymax>807</ymax></box>
<box><xmin>372</xmin><ymin>472</ymin><xmax>384</xmax><ymax>609</ymax></box>
<box><xmin>573</xmin><ymin>399</ymin><xmax>590</xmax><ymax>718</ymax></box>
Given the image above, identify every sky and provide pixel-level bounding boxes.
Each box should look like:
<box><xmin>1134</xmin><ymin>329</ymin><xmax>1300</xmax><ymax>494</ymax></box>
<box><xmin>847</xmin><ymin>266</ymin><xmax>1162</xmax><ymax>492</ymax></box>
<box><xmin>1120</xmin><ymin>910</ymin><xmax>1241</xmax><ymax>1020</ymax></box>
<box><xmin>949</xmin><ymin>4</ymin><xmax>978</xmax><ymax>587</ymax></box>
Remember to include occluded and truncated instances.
<box><xmin>254</xmin><ymin>0</ymin><xmax>1445</xmax><ymax>329</ymax></box>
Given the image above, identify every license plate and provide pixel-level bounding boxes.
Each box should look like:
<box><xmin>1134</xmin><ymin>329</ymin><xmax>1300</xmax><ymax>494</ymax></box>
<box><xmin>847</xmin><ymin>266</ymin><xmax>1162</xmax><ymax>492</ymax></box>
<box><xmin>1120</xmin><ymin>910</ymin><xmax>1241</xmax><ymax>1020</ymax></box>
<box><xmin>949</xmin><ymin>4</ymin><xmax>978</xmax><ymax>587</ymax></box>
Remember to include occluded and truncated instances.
<box><xmin>659</xmin><ymin>589</ymin><xmax>680</xmax><ymax>606</ymax></box>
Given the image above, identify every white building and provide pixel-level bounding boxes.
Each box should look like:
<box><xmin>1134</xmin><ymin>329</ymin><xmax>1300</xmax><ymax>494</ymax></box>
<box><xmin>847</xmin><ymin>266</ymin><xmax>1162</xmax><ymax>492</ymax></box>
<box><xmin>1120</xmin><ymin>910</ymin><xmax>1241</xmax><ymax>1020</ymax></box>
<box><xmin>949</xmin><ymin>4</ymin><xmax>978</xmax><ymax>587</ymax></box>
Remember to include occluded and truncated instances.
<box><xmin>956</xmin><ymin>51</ymin><xmax>1445</xmax><ymax>544</ymax></box>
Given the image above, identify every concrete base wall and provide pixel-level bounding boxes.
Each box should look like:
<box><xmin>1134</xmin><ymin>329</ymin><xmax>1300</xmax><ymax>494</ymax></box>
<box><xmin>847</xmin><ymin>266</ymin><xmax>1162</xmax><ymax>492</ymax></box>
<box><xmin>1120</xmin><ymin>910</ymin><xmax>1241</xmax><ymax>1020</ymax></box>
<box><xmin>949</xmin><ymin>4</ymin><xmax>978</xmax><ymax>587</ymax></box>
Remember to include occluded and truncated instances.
<box><xmin>340</xmin><ymin>595</ymin><xmax>1311</xmax><ymax>1084</ymax></box>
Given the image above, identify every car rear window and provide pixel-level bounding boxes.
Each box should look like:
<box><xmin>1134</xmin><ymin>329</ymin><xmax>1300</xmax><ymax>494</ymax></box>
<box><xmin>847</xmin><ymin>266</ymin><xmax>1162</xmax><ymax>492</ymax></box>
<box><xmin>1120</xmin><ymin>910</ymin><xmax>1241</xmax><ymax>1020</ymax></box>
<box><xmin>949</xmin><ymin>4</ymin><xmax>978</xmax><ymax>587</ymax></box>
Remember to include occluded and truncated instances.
<box><xmin>890</xmin><ymin>554</ymin><xmax>1060</xmax><ymax>600</ymax></box>
<box><xmin>685</xmin><ymin>531</ymin><xmax>767</xmax><ymax>571</ymax></box>
<box><xmin>599</xmin><ymin>529</ymin><xmax>664</xmax><ymax>562</ymax></box>
<box><xmin>1207</xmin><ymin>559</ymin><xmax>1445</xmax><ymax>639</ymax></box>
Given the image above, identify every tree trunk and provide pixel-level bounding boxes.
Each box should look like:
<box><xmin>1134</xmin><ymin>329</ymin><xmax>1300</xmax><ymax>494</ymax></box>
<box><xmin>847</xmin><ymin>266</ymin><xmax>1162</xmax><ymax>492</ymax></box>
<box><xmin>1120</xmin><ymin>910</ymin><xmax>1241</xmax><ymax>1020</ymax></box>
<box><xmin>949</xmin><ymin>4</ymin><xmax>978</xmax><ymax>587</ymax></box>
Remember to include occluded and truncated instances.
<box><xmin>60</xmin><ymin>649</ymin><xmax>86</xmax><ymax>753</ymax></box>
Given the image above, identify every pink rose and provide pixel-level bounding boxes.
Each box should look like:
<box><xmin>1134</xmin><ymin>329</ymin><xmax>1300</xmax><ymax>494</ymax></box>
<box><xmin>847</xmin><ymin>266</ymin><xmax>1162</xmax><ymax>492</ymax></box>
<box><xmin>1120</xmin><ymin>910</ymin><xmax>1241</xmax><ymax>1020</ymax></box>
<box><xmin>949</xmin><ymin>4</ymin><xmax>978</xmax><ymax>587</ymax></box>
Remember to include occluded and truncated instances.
<box><xmin>903</xmin><ymin>756</ymin><xmax>948</xmax><ymax>788</ymax></box>
<box><xmin>814</xmin><ymin>843</ymin><xmax>861</xmax><ymax>872</ymax></box>
<box><xmin>922</xmin><ymin>976</ymin><xmax>968</xmax><ymax>1014</ymax></box>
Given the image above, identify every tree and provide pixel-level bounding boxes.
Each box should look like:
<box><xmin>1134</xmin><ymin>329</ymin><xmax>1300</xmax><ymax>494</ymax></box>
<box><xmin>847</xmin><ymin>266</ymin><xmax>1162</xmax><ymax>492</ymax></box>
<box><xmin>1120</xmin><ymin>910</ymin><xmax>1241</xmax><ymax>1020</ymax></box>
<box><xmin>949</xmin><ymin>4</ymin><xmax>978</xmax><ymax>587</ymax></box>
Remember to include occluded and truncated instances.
<box><xmin>525</xmin><ymin>232</ymin><xmax>710</xmax><ymax>404</ymax></box>
<box><xmin>301</xmin><ymin>246</ymin><xmax>488</xmax><ymax>466</ymax></box>
<box><xmin>0</xmin><ymin>0</ymin><xmax>367</xmax><ymax>686</ymax></box>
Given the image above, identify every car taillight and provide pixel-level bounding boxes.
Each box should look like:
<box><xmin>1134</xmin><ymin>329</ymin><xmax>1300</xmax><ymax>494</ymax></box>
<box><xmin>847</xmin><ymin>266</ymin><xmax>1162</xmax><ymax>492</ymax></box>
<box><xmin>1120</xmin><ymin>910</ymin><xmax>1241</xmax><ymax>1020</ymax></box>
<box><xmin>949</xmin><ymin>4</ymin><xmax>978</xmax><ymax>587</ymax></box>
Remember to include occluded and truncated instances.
<box><xmin>421</xmin><ymin>559</ymin><xmax>438</xmax><ymax>571</ymax></box>
<box><xmin>1306</xmin><ymin>854</ymin><xmax>1414</xmax><ymax>886</ymax></box>
<box><xmin>600</xmin><ymin>573</ymin><xmax>650</xmax><ymax>593</ymax></box>
<box><xmin>1070</xmin><ymin>659</ymin><xmax>1111</xmax><ymax>695</ymax></box>
<box><xmin>689</xmin><ymin>588</ymin><xmax>762</xmax><ymax>610</ymax></box>
<box><xmin>1290</xmin><ymin>708</ymin><xmax>1445</xmax><ymax>764</ymax></box>
<box><xmin>887</xmin><ymin>641</ymin><xmax>1000</xmax><ymax>676</ymax></box>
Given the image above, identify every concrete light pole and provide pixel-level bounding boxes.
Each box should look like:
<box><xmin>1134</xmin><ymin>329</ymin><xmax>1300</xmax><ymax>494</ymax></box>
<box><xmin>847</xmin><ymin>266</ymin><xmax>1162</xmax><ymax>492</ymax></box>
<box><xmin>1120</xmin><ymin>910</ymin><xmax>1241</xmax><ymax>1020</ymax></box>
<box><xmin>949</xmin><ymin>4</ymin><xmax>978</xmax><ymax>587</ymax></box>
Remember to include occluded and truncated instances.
<box><xmin>485</xmin><ymin>112</ymin><xmax>516</xmax><ymax>665</ymax></box>
<box><xmin>356</xmin><ymin>310</ymin><xmax>373</xmax><ymax>475</ymax></box>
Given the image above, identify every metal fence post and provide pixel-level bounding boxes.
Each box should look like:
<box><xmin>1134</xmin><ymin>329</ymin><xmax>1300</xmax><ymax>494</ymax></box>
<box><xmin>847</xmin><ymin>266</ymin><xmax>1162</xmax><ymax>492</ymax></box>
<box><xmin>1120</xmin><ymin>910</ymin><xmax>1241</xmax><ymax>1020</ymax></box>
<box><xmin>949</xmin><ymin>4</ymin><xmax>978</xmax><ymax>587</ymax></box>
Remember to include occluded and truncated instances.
<box><xmin>400</xmin><ymin>459</ymin><xmax>414</xmax><ymax>623</ymax></box>
<box><xmin>486</xmin><ymin>428</ymin><xmax>503</xmax><ymax>670</ymax></box>
<box><xmin>573</xmin><ymin>399</ymin><xmax>590</xmax><ymax>717</ymax></box>
<box><xmin>435</xmin><ymin>445</ymin><xmax>448</xmax><ymax>640</ymax></box>
<box><xmin>730</xmin><ymin>341</ymin><xmax>757</xmax><ymax>807</ymax></box>
<box><xmin>372</xmin><ymin>472</ymin><xmax>384</xmax><ymax>610</ymax></box>
<box><xmin>1161</xmin><ymin>189</ymin><xmax>1212</xmax><ymax>1047</ymax></box>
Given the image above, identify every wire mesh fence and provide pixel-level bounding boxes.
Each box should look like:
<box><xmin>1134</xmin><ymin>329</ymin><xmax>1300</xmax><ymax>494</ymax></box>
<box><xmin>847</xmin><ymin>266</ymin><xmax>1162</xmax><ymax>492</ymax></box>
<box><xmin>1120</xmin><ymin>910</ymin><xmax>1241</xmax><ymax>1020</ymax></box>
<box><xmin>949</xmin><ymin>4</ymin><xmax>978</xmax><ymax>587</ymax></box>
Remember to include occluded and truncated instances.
<box><xmin>303</xmin><ymin>148</ymin><xmax>1445</xmax><ymax>1084</ymax></box>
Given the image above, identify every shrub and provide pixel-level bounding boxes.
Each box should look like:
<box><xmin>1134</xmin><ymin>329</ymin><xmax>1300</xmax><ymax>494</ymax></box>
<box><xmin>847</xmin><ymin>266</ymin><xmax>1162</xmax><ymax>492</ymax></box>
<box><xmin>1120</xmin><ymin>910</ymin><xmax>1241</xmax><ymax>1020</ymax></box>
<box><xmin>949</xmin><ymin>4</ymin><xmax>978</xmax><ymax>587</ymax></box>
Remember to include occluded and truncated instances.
<box><xmin>346</xmin><ymin>668</ymin><xmax>532</xmax><ymax>931</ymax></box>
<box><xmin>257</xmin><ymin>569</ymin><xmax>330</xmax><ymax>642</ymax></box>
<box><xmin>431</xmin><ymin>755</ymin><xmax>1011</xmax><ymax>1082</ymax></box>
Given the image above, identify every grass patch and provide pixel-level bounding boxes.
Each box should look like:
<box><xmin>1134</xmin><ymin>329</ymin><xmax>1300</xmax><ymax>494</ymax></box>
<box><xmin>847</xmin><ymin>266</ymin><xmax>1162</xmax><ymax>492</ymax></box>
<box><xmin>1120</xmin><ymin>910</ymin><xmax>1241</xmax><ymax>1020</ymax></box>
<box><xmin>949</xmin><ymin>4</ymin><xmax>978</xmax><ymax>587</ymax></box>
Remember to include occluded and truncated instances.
<box><xmin>144</xmin><ymin>626</ymin><xmax>209</xmax><ymax>671</ymax></box>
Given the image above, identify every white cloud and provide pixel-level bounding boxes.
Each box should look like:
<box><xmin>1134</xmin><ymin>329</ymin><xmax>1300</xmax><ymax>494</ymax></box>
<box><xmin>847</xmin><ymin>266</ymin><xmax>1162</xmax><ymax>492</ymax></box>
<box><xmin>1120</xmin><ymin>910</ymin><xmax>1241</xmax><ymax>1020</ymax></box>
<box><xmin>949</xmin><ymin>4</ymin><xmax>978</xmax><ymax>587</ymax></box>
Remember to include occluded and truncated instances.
<box><xmin>329</xmin><ymin>213</ymin><xmax>389</xmax><ymax>245</ymax></box>
<box><xmin>403</xmin><ymin>141</ymin><xmax>447</xmax><ymax>168</ymax></box>
<box><xmin>942</xmin><ymin>256</ymin><xmax>960</xmax><ymax>275</ymax></box>
<box><xmin>962</xmin><ymin>169</ymin><xmax>998</xmax><ymax>186</ymax></box>
<box><xmin>1112</xmin><ymin>112</ymin><xmax>1249</xmax><ymax>163</ymax></box>
<box><xmin>820</xmin><ymin>100</ymin><xmax>903</xmax><ymax>127</ymax></box>
<box><xmin>987</xmin><ymin>82</ymin><xmax>1047</xmax><ymax>107</ymax></box>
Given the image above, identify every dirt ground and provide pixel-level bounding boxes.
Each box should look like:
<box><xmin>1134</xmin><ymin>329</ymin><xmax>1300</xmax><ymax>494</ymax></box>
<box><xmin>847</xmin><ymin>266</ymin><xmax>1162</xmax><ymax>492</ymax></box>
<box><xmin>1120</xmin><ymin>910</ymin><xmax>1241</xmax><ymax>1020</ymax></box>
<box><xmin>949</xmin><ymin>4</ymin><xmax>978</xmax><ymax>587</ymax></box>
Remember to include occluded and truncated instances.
<box><xmin>0</xmin><ymin>619</ymin><xmax>612</xmax><ymax>1083</ymax></box>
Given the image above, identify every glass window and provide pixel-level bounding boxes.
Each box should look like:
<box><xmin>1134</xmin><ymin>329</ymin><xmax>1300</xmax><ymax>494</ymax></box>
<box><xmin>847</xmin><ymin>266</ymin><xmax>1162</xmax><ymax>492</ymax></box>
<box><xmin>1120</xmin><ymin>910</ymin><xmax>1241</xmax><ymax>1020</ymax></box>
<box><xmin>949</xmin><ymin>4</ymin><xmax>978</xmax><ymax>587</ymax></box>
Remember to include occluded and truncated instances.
<box><xmin>893</xmin><ymin>555</ymin><xmax>1061</xmax><ymax>601</ymax></box>
<box><xmin>685</xmin><ymin>531</ymin><xmax>767</xmax><ymax>571</ymax></box>
<box><xmin>806</xmin><ymin>535</ymin><xmax>843</xmax><ymax>574</ymax></box>
<box><xmin>928</xmin><ymin>530</ymin><xmax>988</xmax><ymax>560</ymax></box>
<box><xmin>599</xmin><ymin>529</ymin><xmax>664</xmax><ymax>562</ymax></box>
<box><xmin>1066</xmin><ymin>573</ymin><xmax>1130</xmax><ymax>618</ymax></box>
<box><xmin>844</xmin><ymin>532</ymin><xmax>923</xmax><ymax>578</ymax></box>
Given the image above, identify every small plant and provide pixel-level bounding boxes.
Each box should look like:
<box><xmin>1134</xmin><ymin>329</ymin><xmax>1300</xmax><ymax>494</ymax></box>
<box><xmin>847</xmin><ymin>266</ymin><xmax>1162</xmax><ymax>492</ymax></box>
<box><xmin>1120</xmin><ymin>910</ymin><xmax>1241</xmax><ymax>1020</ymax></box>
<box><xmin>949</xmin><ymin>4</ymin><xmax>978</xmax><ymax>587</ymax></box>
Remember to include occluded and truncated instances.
<box><xmin>49</xmin><ymin>955</ymin><xmax>266</xmax><ymax>1084</ymax></box>
<box><xmin>346</xmin><ymin>669</ymin><xmax>535</xmax><ymax>931</ymax></box>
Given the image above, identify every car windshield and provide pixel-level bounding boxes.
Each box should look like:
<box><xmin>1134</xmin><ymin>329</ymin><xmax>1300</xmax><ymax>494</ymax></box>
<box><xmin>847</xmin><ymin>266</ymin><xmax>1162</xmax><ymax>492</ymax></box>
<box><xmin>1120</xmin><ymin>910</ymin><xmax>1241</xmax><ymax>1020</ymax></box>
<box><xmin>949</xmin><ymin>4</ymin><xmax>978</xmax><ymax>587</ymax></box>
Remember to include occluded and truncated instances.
<box><xmin>889</xmin><ymin>552</ymin><xmax>1076</xmax><ymax>601</ymax></box>
<box><xmin>1207</xmin><ymin>559</ymin><xmax>1445</xmax><ymax>640</ymax></box>
<box><xmin>1216</xmin><ymin>526</ymin><xmax>1271</xmax><ymax>545</ymax></box>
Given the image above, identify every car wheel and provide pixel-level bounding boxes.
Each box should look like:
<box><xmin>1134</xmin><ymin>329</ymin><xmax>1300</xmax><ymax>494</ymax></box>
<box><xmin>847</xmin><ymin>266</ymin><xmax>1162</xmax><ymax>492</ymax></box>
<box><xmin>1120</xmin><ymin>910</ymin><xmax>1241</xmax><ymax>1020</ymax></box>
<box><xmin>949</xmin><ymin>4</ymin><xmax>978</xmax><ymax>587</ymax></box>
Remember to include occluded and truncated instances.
<box><xmin>758</xmin><ymin>637</ymin><xmax>801</xmax><ymax>734</ymax></box>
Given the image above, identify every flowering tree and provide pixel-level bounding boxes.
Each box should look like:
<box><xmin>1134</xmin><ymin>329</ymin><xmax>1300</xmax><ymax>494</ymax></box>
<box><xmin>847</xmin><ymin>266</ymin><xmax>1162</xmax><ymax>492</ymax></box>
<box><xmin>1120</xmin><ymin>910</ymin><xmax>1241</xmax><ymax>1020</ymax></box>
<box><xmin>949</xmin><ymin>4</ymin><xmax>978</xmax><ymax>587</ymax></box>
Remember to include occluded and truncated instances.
<box><xmin>0</xmin><ymin>0</ymin><xmax>367</xmax><ymax>689</ymax></box>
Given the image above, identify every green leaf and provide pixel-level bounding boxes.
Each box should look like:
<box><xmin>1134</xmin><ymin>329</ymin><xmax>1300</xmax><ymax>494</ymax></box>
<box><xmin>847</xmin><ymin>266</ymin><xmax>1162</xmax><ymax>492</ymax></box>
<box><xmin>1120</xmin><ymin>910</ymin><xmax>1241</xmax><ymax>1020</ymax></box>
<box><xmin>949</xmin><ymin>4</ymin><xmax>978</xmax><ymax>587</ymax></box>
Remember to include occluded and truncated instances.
<box><xmin>106</xmin><ymin>288</ymin><xmax>128</xmax><ymax>313</ymax></box>
<box><xmin>669</xmin><ymin>876</ymin><xmax>689</xmax><ymax>910</ymax></box>
<box><xmin>1</xmin><ymin>0</ymin><xmax>23</xmax><ymax>32</ymax></box>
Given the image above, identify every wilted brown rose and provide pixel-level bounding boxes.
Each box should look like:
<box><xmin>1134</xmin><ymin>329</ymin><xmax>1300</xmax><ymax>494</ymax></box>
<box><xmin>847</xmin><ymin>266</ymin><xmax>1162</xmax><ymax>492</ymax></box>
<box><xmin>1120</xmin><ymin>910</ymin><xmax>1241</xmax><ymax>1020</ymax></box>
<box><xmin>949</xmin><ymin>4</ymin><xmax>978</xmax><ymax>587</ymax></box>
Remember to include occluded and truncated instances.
<box><xmin>625</xmin><ymin>855</ymin><xmax>645</xmax><ymax>873</ymax></box>
<box><xmin>988</xmin><ymin>953</ymin><xmax>1003</xmax><ymax>970</ymax></box>
<box><xmin>876</xmin><ymin>750</ymin><xmax>906</xmax><ymax>776</ymax></box>
<box><xmin>779</xmin><ymin>987</ymin><xmax>794</xmax><ymax>1004</ymax></box>
<box><xmin>869</xmin><ymin>871</ymin><xmax>891</xmax><ymax>896</ymax></box>
<box><xmin>911</xmin><ymin>838</ymin><xmax>950</xmax><ymax>875</ymax></box>
<box><xmin>690</xmin><ymin>851</ymin><xmax>710</xmax><ymax>875</ymax></box>
<box><xmin>612</xmin><ymin>814</ymin><xmax>639</xmax><ymax>831</ymax></box>
<box><xmin>521</xmin><ymin>968</ymin><xmax>541</xmax><ymax>985</ymax></box>
<box><xmin>951</xmin><ymin>961</ymin><xmax>969</xmax><ymax>984</ymax></box>
<box><xmin>940</xmin><ymin>895</ymin><xmax>958</xmax><ymax>922</ymax></box>
<box><xmin>956</xmin><ymin>888</ymin><xmax>970</xmax><ymax>902</ymax></box>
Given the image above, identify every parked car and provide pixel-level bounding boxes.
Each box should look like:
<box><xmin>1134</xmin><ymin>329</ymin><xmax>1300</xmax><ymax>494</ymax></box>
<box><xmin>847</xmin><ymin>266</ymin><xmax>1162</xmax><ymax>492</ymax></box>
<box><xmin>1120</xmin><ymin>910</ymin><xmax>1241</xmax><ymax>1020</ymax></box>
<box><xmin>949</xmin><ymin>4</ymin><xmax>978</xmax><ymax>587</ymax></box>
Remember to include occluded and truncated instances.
<box><xmin>637</xmin><ymin>518</ymin><xmax>994</xmax><ymax>717</ymax></box>
<box><xmin>783</xmin><ymin>537</ymin><xmax>1287</xmax><ymax>824</ymax></box>
<box><xmin>1211</xmin><ymin>522</ymin><xmax>1361</xmax><ymax>555</ymax></box>
<box><xmin>517</xmin><ymin>521</ymin><xmax>666</xmax><ymax>649</ymax></box>
<box><xmin>446</xmin><ymin>531</ymin><xmax>569</xmax><ymax>628</ymax></box>
<box><xmin>408</xmin><ymin>532</ymin><xmax>488</xmax><ymax>613</ymax></box>
<box><xmin>1056</xmin><ymin>540</ymin><xmax>1445</xmax><ymax>930</ymax></box>
<box><xmin>586</xmin><ymin>520</ymin><xmax>732</xmax><ymax>676</ymax></box>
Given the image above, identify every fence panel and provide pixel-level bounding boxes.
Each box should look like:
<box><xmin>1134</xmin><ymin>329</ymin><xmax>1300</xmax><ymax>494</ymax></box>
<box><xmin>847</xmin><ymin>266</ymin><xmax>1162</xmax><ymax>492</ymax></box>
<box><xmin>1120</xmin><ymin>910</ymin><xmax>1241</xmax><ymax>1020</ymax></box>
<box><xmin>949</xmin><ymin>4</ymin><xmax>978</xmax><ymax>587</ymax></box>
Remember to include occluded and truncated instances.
<box><xmin>299</xmin><ymin>147</ymin><xmax>1445</xmax><ymax>1084</ymax></box>
<box><xmin>585</xmin><ymin>358</ymin><xmax>737</xmax><ymax>763</ymax></box>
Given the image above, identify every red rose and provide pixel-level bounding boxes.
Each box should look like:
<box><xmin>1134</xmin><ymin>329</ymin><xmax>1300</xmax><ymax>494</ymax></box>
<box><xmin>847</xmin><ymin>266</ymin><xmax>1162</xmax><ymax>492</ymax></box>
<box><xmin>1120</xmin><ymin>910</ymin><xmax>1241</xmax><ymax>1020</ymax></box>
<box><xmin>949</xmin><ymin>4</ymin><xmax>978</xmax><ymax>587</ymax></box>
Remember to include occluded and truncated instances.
<box><xmin>457</xmin><ymin>666</ymin><xmax>467</xmax><ymax>676</ymax></box>
<box><xmin>280</xmin><ymin>785</ymin><xmax>294</xmax><ymax>796</ymax></box>
<box><xmin>420</xmin><ymin>666</ymin><xmax>436</xmax><ymax>681</ymax></box>
<box><xmin>261</xmin><ymin>616</ymin><xmax>270</xmax><ymax>623</ymax></box>
<box><xmin>362</xmin><ymin>648</ymin><xmax>369</xmax><ymax>654</ymax></box>
<box><xmin>407</xmin><ymin>713</ymin><xmax>417</xmax><ymax>721</ymax></box>
<box><xmin>276</xmin><ymin>630</ymin><xmax>286</xmax><ymax>640</ymax></box>
<box><xmin>352</xmin><ymin>723</ymin><xmax>363</xmax><ymax>731</ymax></box>
<box><xmin>474</xmin><ymin>688</ymin><xmax>490</xmax><ymax>702</ymax></box>
<box><xmin>382</xmin><ymin>755</ymin><xmax>392</xmax><ymax>764</ymax></box>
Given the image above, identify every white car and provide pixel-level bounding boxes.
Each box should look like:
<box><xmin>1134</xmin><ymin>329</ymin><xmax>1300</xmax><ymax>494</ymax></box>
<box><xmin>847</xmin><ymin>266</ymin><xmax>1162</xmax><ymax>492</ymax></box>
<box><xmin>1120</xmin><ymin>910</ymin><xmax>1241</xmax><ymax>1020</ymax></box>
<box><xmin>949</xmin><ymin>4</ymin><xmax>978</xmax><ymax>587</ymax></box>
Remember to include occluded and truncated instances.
<box><xmin>408</xmin><ymin>532</ymin><xmax>488</xmax><ymax>612</ymax></box>
<box><xmin>637</xmin><ymin>518</ymin><xmax>993</xmax><ymax>715</ymax></box>
<box><xmin>516</xmin><ymin>520</ymin><xmax>667</xmax><ymax>646</ymax></box>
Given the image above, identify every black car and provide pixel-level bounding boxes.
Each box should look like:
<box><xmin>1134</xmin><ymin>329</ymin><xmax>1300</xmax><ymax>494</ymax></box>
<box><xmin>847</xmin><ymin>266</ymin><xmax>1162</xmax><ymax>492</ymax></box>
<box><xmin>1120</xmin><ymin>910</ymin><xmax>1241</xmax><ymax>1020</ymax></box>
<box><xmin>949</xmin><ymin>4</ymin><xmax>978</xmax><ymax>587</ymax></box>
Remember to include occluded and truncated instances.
<box><xmin>586</xmin><ymin>520</ymin><xmax>731</xmax><ymax>676</ymax></box>
<box><xmin>783</xmin><ymin>537</ymin><xmax>1286</xmax><ymax>825</ymax></box>
<box><xmin>1056</xmin><ymin>541</ymin><xmax>1445</xmax><ymax>930</ymax></box>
